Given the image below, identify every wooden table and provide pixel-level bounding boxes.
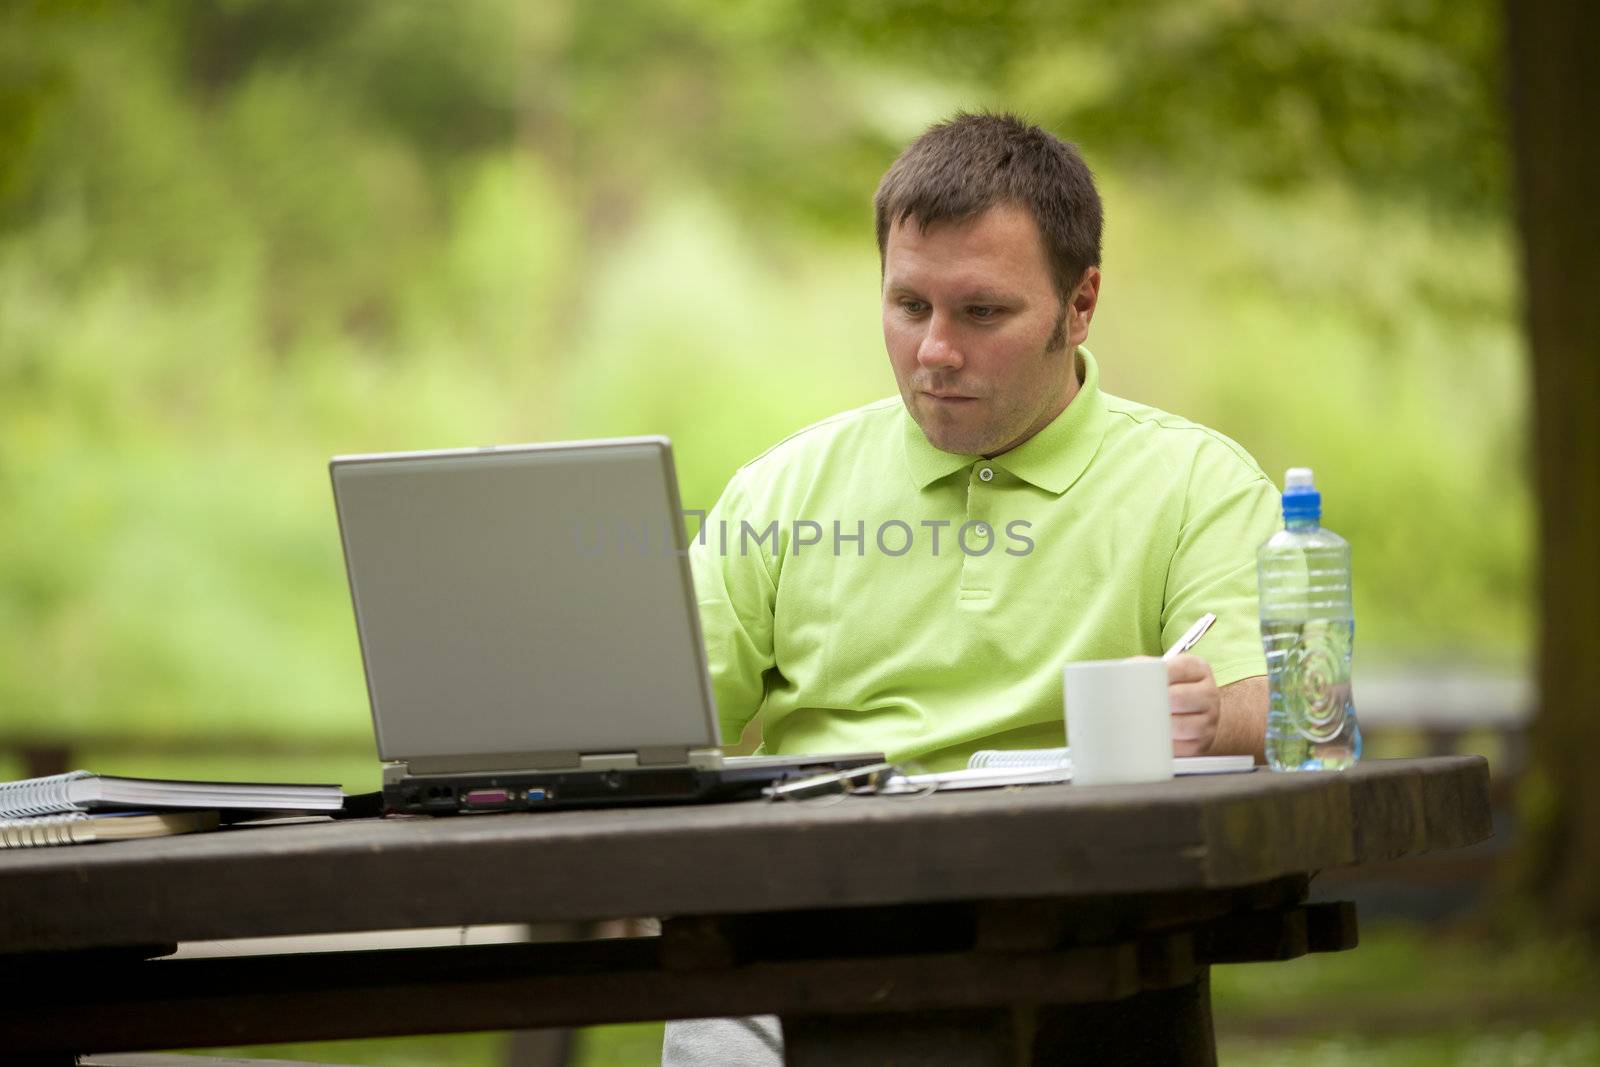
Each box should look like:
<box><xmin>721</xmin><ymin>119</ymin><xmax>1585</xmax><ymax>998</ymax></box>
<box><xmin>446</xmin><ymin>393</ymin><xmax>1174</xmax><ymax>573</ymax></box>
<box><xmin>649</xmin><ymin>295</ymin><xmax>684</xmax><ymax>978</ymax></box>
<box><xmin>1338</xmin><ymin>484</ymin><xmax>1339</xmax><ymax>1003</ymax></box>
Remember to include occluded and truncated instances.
<box><xmin>0</xmin><ymin>756</ymin><xmax>1491</xmax><ymax>1065</ymax></box>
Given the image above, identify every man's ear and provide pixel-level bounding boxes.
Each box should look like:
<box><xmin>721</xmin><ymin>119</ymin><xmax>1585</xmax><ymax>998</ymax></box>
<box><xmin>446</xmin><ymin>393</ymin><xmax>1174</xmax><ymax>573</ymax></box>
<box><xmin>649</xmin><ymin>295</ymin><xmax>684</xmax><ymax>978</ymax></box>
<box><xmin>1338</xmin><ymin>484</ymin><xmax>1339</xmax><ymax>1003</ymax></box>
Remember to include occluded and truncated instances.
<box><xmin>1067</xmin><ymin>267</ymin><xmax>1101</xmax><ymax>348</ymax></box>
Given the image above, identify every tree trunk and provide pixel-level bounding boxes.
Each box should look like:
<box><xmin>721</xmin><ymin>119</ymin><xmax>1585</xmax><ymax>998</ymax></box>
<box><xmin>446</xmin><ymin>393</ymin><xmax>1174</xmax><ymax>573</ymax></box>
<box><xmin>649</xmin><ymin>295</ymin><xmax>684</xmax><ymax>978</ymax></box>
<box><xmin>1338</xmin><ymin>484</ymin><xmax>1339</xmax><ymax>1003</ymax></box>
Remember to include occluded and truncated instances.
<box><xmin>1505</xmin><ymin>0</ymin><xmax>1600</xmax><ymax>938</ymax></box>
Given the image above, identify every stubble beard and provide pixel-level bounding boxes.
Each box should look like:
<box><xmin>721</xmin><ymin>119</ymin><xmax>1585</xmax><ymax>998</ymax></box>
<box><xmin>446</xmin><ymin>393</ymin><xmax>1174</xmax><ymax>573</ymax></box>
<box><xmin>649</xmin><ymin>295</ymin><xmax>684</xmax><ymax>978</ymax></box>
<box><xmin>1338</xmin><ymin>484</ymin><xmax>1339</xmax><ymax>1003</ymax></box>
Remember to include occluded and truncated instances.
<box><xmin>912</xmin><ymin>307</ymin><xmax>1072</xmax><ymax>457</ymax></box>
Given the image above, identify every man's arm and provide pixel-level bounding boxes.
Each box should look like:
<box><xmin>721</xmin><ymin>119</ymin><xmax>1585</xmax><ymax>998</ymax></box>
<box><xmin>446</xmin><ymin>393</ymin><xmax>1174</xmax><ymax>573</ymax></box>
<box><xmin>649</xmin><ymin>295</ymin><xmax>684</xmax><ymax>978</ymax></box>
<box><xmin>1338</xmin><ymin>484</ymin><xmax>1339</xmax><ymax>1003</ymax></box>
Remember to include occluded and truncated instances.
<box><xmin>690</xmin><ymin>472</ymin><xmax>779</xmax><ymax>744</ymax></box>
<box><xmin>1214</xmin><ymin>675</ymin><xmax>1267</xmax><ymax>762</ymax></box>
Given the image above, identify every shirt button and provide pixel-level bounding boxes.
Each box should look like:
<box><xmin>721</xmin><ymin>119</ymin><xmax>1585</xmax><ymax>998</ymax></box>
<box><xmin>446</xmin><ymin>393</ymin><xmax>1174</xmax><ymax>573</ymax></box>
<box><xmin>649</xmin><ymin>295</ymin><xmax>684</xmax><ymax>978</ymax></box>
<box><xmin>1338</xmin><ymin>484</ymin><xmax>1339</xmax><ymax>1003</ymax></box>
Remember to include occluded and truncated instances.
<box><xmin>978</xmin><ymin>467</ymin><xmax>994</xmax><ymax>482</ymax></box>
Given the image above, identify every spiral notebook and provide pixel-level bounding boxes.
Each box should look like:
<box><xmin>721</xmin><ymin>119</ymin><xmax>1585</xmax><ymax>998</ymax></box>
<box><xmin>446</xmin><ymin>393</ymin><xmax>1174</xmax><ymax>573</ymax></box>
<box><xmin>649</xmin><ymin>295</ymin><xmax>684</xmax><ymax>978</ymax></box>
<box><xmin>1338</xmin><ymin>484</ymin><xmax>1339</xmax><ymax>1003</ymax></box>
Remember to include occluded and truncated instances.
<box><xmin>0</xmin><ymin>770</ymin><xmax>345</xmax><ymax>819</ymax></box>
<box><xmin>0</xmin><ymin>810</ymin><xmax>221</xmax><ymax>849</ymax></box>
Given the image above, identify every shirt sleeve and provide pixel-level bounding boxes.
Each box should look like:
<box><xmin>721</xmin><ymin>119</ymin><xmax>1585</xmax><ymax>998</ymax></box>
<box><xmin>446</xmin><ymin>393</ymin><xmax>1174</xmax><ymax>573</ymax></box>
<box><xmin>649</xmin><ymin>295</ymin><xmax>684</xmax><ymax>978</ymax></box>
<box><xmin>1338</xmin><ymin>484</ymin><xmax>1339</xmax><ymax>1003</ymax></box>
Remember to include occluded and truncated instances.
<box><xmin>690</xmin><ymin>469</ymin><xmax>779</xmax><ymax>743</ymax></box>
<box><xmin>1161</xmin><ymin>465</ymin><xmax>1281</xmax><ymax>689</ymax></box>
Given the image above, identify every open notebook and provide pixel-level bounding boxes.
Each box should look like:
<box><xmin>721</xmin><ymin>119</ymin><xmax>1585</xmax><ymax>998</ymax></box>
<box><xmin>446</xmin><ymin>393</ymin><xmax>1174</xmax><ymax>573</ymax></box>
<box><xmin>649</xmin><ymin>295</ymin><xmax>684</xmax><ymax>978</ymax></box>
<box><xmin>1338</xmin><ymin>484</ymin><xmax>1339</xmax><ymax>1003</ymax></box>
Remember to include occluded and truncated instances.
<box><xmin>877</xmin><ymin>749</ymin><xmax>1256</xmax><ymax>793</ymax></box>
<box><xmin>969</xmin><ymin>748</ymin><xmax>1256</xmax><ymax>773</ymax></box>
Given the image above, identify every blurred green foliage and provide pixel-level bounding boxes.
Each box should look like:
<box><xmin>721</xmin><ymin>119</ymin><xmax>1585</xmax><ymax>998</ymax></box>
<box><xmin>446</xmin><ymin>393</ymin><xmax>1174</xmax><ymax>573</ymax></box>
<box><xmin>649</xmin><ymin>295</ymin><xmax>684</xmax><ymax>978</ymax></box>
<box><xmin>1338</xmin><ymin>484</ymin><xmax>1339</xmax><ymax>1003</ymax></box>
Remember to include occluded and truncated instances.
<box><xmin>0</xmin><ymin>0</ymin><xmax>1526</xmax><ymax>758</ymax></box>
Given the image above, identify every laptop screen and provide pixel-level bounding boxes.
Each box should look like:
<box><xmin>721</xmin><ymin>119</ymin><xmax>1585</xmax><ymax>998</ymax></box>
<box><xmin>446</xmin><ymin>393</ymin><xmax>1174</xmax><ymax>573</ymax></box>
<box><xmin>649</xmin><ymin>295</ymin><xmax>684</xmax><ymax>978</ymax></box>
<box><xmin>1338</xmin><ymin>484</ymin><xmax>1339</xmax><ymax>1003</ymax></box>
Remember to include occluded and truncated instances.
<box><xmin>330</xmin><ymin>438</ymin><xmax>719</xmax><ymax>767</ymax></box>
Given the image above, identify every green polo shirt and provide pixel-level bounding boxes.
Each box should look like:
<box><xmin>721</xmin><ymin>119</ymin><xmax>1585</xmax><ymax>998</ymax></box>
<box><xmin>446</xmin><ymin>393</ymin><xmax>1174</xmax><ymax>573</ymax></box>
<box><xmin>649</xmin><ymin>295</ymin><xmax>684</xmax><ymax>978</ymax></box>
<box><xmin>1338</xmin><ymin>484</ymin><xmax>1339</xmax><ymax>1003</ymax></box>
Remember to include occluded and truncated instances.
<box><xmin>691</xmin><ymin>347</ymin><xmax>1279</xmax><ymax>771</ymax></box>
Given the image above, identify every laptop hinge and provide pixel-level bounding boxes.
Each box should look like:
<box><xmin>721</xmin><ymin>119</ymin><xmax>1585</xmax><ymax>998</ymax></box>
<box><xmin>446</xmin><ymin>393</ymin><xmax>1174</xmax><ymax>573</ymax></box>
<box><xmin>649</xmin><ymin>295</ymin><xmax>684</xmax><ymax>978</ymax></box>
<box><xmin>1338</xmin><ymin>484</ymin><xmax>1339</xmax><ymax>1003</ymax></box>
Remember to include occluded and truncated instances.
<box><xmin>580</xmin><ymin>746</ymin><xmax>723</xmax><ymax>771</ymax></box>
<box><xmin>389</xmin><ymin>746</ymin><xmax>724</xmax><ymax>778</ymax></box>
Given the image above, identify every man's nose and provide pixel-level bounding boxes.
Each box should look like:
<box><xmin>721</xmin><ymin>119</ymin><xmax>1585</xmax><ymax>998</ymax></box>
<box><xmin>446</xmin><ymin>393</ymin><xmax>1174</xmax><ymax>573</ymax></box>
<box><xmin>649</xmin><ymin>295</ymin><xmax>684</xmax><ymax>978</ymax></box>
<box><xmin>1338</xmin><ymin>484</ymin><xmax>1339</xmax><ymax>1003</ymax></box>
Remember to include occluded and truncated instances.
<box><xmin>917</xmin><ymin>312</ymin><xmax>963</xmax><ymax>370</ymax></box>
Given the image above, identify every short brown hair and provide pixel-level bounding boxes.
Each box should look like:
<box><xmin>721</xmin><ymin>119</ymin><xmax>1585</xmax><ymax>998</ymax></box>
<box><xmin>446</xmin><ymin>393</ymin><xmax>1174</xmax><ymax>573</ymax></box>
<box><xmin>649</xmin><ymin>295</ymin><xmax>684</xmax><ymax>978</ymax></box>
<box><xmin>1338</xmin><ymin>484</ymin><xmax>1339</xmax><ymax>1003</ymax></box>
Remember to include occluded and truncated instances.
<box><xmin>874</xmin><ymin>112</ymin><xmax>1103</xmax><ymax>299</ymax></box>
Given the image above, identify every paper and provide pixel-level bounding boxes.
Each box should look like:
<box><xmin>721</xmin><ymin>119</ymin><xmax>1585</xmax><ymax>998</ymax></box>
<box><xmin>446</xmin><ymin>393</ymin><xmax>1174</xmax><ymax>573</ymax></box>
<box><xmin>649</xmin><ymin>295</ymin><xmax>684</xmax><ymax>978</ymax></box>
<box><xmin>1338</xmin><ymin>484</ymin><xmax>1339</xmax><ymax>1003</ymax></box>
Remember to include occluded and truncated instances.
<box><xmin>883</xmin><ymin>755</ymin><xmax>1257</xmax><ymax>794</ymax></box>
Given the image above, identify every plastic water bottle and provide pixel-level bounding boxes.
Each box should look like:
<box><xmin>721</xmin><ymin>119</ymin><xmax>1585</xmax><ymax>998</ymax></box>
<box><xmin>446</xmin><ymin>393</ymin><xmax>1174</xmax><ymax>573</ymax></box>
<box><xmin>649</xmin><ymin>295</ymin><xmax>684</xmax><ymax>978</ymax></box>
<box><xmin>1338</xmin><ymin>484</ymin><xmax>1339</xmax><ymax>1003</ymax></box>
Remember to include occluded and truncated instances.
<box><xmin>1258</xmin><ymin>468</ymin><xmax>1363</xmax><ymax>770</ymax></box>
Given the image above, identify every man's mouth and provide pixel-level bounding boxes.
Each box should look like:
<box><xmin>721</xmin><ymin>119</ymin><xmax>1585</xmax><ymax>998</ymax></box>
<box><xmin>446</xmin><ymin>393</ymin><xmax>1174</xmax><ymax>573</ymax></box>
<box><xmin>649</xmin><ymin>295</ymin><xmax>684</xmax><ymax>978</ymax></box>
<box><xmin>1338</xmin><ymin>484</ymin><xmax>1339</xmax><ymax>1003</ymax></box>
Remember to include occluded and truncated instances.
<box><xmin>922</xmin><ymin>391</ymin><xmax>977</xmax><ymax>402</ymax></box>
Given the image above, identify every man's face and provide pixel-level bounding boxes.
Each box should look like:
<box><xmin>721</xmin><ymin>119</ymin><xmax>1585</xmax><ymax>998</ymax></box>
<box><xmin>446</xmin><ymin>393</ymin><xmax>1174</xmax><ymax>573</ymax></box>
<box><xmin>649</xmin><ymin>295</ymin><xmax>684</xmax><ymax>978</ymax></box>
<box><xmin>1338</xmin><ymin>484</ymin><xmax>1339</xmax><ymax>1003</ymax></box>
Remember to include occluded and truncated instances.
<box><xmin>882</xmin><ymin>203</ymin><xmax>1098</xmax><ymax>457</ymax></box>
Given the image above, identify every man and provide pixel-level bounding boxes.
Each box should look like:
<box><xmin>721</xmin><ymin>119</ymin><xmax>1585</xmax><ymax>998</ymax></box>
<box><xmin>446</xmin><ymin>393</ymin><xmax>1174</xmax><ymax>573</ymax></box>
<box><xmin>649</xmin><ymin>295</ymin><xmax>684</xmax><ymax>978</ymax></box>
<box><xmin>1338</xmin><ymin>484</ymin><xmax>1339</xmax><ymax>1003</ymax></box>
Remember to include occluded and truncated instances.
<box><xmin>664</xmin><ymin>112</ymin><xmax>1277</xmax><ymax>1065</ymax></box>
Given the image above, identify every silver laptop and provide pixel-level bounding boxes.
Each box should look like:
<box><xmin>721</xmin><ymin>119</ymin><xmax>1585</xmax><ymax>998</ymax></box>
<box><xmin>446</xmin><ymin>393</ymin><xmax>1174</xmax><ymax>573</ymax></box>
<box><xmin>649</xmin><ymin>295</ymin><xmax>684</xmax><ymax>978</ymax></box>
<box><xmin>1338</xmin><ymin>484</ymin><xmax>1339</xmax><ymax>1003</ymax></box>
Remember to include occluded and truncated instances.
<box><xmin>329</xmin><ymin>437</ymin><xmax>876</xmax><ymax>813</ymax></box>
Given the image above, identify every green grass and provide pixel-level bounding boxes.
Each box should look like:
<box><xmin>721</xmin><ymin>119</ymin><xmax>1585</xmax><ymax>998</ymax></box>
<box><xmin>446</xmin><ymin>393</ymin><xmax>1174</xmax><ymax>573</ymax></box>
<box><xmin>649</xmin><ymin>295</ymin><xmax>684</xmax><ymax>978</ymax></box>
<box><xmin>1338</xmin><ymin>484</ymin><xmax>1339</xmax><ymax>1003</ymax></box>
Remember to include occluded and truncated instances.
<box><xmin>182</xmin><ymin>1024</ymin><xmax>665</xmax><ymax>1066</ymax></box>
<box><xmin>573</xmin><ymin>1024</ymin><xmax>669</xmax><ymax>1067</ymax></box>
<box><xmin>184</xmin><ymin>1032</ymin><xmax>506</xmax><ymax>1067</ymax></box>
<box><xmin>1213</xmin><ymin>921</ymin><xmax>1600</xmax><ymax>1021</ymax></box>
<box><xmin>1220</xmin><ymin>1027</ymin><xmax>1600</xmax><ymax>1067</ymax></box>
<box><xmin>1212</xmin><ymin>922</ymin><xmax>1600</xmax><ymax>1065</ymax></box>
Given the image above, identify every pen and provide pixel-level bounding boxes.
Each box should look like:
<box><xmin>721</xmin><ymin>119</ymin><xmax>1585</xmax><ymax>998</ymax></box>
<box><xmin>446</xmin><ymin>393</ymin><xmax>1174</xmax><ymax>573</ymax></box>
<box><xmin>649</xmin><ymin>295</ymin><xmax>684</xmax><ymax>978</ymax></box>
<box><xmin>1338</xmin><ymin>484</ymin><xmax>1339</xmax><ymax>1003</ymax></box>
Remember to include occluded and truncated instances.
<box><xmin>1162</xmin><ymin>612</ymin><xmax>1217</xmax><ymax>661</ymax></box>
<box><xmin>765</xmin><ymin>761</ymin><xmax>898</xmax><ymax>801</ymax></box>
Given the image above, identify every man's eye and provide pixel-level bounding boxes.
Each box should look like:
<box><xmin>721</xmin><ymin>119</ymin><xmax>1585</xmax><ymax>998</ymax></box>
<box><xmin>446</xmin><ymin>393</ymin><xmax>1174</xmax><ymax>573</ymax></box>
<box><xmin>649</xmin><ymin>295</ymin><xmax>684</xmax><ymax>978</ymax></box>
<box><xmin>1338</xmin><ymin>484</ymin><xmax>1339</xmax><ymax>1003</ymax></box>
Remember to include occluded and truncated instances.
<box><xmin>900</xmin><ymin>300</ymin><xmax>928</xmax><ymax>315</ymax></box>
<box><xmin>969</xmin><ymin>306</ymin><xmax>999</xmax><ymax>320</ymax></box>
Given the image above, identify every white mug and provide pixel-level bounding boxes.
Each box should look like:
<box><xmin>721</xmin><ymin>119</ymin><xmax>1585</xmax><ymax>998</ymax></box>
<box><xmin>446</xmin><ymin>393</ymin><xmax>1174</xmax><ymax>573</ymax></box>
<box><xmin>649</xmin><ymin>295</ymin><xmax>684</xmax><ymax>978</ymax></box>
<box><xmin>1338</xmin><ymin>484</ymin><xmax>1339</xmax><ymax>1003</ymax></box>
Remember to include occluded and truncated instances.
<box><xmin>1064</xmin><ymin>658</ymin><xmax>1172</xmax><ymax>786</ymax></box>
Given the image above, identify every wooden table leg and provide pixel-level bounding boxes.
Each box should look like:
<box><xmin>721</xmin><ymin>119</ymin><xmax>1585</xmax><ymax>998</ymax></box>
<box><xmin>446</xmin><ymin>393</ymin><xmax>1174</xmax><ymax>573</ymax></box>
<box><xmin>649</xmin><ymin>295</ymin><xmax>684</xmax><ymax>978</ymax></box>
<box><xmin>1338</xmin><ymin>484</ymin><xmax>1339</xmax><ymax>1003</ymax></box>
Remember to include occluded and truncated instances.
<box><xmin>1030</xmin><ymin>969</ymin><xmax>1215</xmax><ymax>1066</ymax></box>
<box><xmin>782</xmin><ymin>1007</ymin><xmax>1024</xmax><ymax>1067</ymax></box>
<box><xmin>781</xmin><ymin>969</ymin><xmax>1215</xmax><ymax>1067</ymax></box>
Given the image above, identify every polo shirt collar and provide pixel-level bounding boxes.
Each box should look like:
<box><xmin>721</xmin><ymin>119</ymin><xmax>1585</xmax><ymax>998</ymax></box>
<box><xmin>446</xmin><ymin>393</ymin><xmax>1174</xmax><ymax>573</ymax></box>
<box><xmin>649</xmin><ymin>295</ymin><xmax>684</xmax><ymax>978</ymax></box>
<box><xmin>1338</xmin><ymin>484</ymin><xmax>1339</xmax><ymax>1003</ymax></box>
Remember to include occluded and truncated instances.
<box><xmin>901</xmin><ymin>410</ymin><xmax>979</xmax><ymax>490</ymax></box>
<box><xmin>901</xmin><ymin>346</ymin><xmax>1108</xmax><ymax>495</ymax></box>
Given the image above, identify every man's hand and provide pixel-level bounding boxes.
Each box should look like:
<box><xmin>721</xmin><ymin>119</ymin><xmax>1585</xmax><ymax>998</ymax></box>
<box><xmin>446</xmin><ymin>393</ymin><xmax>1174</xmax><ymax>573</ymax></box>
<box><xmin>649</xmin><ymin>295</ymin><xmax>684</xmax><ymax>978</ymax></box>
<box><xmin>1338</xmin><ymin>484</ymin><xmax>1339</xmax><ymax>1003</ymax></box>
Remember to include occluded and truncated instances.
<box><xmin>1164</xmin><ymin>657</ymin><xmax>1269</xmax><ymax>762</ymax></box>
<box><xmin>1165</xmin><ymin>654</ymin><xmax>1220</xmax><ymax>757</ymax></box>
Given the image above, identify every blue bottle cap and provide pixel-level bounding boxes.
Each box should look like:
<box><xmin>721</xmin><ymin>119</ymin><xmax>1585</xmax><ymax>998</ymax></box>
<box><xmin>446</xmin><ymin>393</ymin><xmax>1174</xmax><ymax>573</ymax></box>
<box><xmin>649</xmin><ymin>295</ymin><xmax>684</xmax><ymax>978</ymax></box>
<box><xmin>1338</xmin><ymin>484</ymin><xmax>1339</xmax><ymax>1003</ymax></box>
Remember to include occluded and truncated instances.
<box><xmin>1282</xmin><ymin>467</ymin><xmax>1321</xmax><ymax>523</ymax></box>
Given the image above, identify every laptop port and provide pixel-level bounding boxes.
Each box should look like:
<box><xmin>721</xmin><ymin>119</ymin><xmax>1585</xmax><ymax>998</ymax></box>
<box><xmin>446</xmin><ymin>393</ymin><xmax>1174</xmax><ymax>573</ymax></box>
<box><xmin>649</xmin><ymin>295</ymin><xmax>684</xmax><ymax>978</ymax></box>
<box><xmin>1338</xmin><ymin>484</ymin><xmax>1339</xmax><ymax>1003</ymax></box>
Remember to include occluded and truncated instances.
<box><xmin>463</xmin><ymin>788</ymin><xmax>510</xmax><ymax>808</ymax></box>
